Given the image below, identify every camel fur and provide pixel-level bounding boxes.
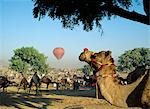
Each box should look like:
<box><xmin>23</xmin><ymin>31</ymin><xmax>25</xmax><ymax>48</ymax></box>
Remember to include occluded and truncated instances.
<box><xmin>79</xmin><ymin>49</ymin><xmax>150</xmax><ymax>108</ymax></box>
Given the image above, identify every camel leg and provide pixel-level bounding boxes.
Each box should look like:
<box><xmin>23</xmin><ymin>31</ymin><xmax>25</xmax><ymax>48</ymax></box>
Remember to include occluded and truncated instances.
<box><xmin>36</xmin><ymin>85</ymin><xmax>38</xmax><ymax>95</ymax></box>
<box><xmin>29</xmin><ymin>81</ymin><xmax>33</xmax><ymax>94</ymax></box>
<box><xmin>39</xmin><ymin>83</ymin><xmax>41</xmax><ymax>92</ymax></box>
<box><xmin>28</xmin><ymin>85</ymin><xmax>32</xmax><ymax>94</ymax></box>
<box><xmin>24</xmin><ymin>85</ymin><xmax>28</xmax><ymax>93</ymax></box>
<box><xmin>35</xmin><ymin>84</ymin><xmax>40</xmax><ymax>95</ymax></box>
<box><xmin>39</xmin><ymin>82</ymin><xmax>41</xmax><ymax>89</ymax></box>
<box><xmin>39</xmin><ymin>83</ymin><xmax>42</xmax><ymax>95</ymax></box>
<box><xmin>96</xmin><ymin>83</ymin><xmax>98</xmax><ymax>99</ymax></box>
<box><xmin>29</xmin><ymin>85</ymin><xmax>32</xmax><ymax>94</ymax></box>
<box><xmin>46</xmin><ymin>83</ymin><xmax>49</xmax><ymax>89</ymax></box>
<box><xmin>39</xmin><ymin>82</ymin><xmax>41</xmax><ymax>90</ymax></box>
<box><xmin>36</xmin><ymin>84</ymin><xmax>41</xmax><ymax>95</ymax></box>
<box><xmin>17</xmin><ymin>86</ymin><xmax>21</xmax><ymax>93</ymax></box>
<box><xmin>23</xmin><ymin>84</ymin><xmax>26</xmax><ymax>90</ymax></box>
<box><xmin>56</xmin><ymin>83</ymin><xmax>59</xmax><ymax>90</ymax></box>
<box><xmin>3</xmin><ymin>86</ymin><xmax>7</xmax><ymax>92</ymax></box>
<box><xmin>17</xmin><ymin>82</ymin><xmax>23</xmax><ymax>93</ymax></box>
<box><xmin>29</xmin><ymin>88</ymin><xmax>31</xmax><ymax>93</ymax></box>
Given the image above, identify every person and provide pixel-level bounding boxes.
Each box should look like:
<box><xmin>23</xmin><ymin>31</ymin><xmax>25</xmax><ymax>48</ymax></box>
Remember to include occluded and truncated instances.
<box><xmin>73</xmin><ymin>75</ymin><xmax>79</xmax><ymax>90</ymax></box>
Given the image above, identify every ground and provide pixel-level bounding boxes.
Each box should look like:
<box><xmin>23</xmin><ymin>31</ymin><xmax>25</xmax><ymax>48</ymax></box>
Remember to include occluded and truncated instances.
<box><xmin>0</xmin><ymin>85</ymin><xmax>141</xmax><ymax>109</ymax></box>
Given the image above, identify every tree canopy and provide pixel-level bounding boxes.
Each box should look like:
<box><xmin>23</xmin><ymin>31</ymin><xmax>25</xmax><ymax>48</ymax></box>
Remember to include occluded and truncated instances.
<box><xmin>32</xmin><ymin>0</ymin><xmax>149</xmax><ymax>32</ymax></box>
<box><xmin>117</xmin><ymin>48</ymin><xmax>150</xmax><ymax>72</ymax></box>
<box><xmin>81</xmin><ymin>65</ymin><xmax>94</xmax><ymax>75</ymax></box>
<box><xmin>9</xmin><ymin>47</ymin><xmax>49</xmax><ymax>75</ymax></box>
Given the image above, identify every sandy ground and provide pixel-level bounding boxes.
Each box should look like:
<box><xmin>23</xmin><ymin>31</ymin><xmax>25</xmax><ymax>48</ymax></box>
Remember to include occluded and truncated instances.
<box><xmin>0</xmin><ymin>86</ymin><xmax>142</xmax><ymax>109</ymax></box>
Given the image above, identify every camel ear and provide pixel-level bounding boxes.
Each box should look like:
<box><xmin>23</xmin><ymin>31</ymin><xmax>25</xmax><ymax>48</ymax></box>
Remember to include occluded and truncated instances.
<box><xmin>105</xmin><ymin>51</ymin><xmax>112</xmax><ymax>62</ymax></box>
<box><xmin>110</xmin><ymin>58</ymin><xmax>114</xmax><ymax>63</ymax></box>
<box><xmin>105</xmin><ymin>51</ymin><xmax>111</xmax><ymax>56</ymax></box>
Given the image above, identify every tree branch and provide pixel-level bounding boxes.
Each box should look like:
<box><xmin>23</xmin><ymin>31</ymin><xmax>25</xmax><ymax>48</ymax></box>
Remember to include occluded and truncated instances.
<box><xmin>107</xmin><ymin>5</ymin><xmax>150</xmax><ymax>25</ymax></box>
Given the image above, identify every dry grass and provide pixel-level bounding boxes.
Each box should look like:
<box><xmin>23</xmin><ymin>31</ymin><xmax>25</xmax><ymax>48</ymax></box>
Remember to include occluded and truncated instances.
<box><xmin>0</xmin><ymin>86</ymin><xmax>141</xmax><ymax>109</ymax></box>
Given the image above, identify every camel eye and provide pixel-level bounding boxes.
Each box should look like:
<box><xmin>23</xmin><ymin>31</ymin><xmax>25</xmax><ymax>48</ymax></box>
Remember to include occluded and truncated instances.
<box><xmin>90</xmin><ymin>55</ymin><xmax>96</xmax><ymax>59</ymax></box>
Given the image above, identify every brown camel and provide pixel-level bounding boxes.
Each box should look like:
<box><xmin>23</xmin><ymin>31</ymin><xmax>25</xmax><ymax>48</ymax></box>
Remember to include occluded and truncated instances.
<box><xmin>40</xmin><ymin>76</ymin><xmax>53</xmax><ymax>89</ymax></box>
<box><xmin>79</xmin><ymin>49</ymin><xmax>150</xmax><ymax>108</ymax></box>
<box><xmin>17</xmin><ymin>73</ymin><xmax>29</xmax><ymax>93</ymax></box>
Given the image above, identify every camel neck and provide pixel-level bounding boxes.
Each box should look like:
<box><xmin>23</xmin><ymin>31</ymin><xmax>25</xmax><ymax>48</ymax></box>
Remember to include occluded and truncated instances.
<box><xmin>94</xmin><ymin>65</ymin><xmax>118</xmax><ymax>84</ymax></box>
<box><xmin>99</xmin><ymin>63</ymin><xmax>115</xmax><ymax>74</ymax></box>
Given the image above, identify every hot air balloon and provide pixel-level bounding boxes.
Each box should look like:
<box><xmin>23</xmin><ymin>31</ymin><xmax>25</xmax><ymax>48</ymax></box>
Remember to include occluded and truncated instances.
<box><xmin>53</xmin><ymin>47</ymin><xmax>65</xmax><ymax>60</ymax></box>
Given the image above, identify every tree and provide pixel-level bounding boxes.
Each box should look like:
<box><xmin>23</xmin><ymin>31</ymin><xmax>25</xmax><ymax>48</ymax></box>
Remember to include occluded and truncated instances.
<box><xmin>32</xmin><ymin>0</ymin><xmax>149</xmax><ymax>32</ymax></box>
<box><xmin>82</xmin><ymin>65</ymin><xmax>94</xmax><ymax>75</ymax></box>
<box><xmin>117</xmin><ymin>48</ymin><xmax>150</xmax><ymax>72</ymax></box>
<box><xmin>9</xmin><ymin>47</ymin><xmax>49</xmax><ymax>75</ymax></box>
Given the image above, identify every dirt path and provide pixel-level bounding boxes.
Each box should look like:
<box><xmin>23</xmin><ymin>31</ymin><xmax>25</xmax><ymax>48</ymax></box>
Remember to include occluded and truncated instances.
<box><xmin>0</xmin><ymin>86</ymin><xmax>141</xmax><ymax>109</ymax></box>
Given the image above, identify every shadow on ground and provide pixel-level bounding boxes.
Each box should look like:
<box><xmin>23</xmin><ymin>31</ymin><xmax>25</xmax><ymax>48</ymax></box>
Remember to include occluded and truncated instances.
<box><xmin>0</xmin><ymin>91</ymin><xmax>62</xmax><ymax>109</ymax></box>
<box><xmin>41</xmin><ymin>88</ymin><xmax>103</xmax><ymax>99</ymax></box>
<box><xmin>0</xmin><ymin>86</ymin><xmax>104</xmax><ymax>109</ymax></box>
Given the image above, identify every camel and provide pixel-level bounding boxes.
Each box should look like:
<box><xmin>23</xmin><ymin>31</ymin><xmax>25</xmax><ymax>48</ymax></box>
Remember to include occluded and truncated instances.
<box><xmin>17</xmin><ymin>73</ymin><xmax>29</xmax><ymax>93</ymax></box>
<box><xmin>40</xmin><ymin>76</ymin><xmax>53</xmax><ymax>89</ymax></box>
<box><xmin>29</xmin><ymin>72</ymin><xmax>41</xmax><ymax>95</ymax></box>
<box><xmin>0</xmin><ymin>76</ymin><xmax>13</xmax><ymax>92</ymax></box>
<box><xmin>79</xmin><ymin>49</ymin><xmax>150</xmax><ymax>108</ymax></box>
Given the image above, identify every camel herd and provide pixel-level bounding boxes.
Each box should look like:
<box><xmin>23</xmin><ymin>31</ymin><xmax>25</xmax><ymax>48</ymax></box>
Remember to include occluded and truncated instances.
<box><xmin>79</xmin><ymin>49</ymin><xmax>150</xmax><ymax>108</ymax></box>
<box><xmin>0</xmin><ymin>72</ymin><xmax>52</xmax><ymax>95</ymax></box>
<box><xmin>0</xmin><ymin>72</ymin><xmax>80</xmax><ymax>94</ymax></box>
<box><xmin>0</xmin><ymin>49</ymin><xmax>149</xmax><ymax>108</ymax></box>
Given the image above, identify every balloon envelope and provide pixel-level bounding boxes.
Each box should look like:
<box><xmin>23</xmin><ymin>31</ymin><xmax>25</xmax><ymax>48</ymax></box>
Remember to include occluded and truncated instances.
<box><xmin>53</xmin><ymin>47</ymin><xmax>65</xmax><ymax>60</ymax></box>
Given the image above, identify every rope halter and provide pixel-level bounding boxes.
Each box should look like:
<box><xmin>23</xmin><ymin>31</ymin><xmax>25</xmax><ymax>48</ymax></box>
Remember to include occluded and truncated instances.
<box><xmin>91</xmin><ymin>59</ymin><xmax>117</xmax><ymax>79</ymax></box>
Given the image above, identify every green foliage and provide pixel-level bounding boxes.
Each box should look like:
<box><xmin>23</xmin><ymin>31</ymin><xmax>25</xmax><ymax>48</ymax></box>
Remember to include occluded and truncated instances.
<box><xmin>32</xmin><ymin>0</ymin><xmax>133</xmax><ymax>32</ymax></box>
<box><xmin>117</xmin><ymin>48</ymin><xmax>150</xmax><ymax>72</ymax></box>
<box><xmin>9</xmin><ymin>58</ymin><xmax>29</xmax><ymax>73</ymax></box>
<box><xmin>81</xmin><ymin>65</ymin><xmax>94</xmax><ymax>75</ymax></box>
<box><xmin>32</xmin><ymin>0</ymin><xmax>149</xmax><ymax>32</ymax></box>
<box><xmin>9</xmin><ymin>47</ymin><xmax>49</xmax><ymax>74</ymax></box>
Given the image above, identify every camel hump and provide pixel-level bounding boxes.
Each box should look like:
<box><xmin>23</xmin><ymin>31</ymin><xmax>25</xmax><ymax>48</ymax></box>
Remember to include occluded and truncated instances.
<box><xmin>127</xmin><ymin>66</ymin><xmax>147</xmax><ymax>84</ymax></box>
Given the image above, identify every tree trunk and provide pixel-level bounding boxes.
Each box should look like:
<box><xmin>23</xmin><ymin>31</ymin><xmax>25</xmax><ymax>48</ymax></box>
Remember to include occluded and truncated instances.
<box><xmin>106</xmin><ymin>4</ymin><xmax>150</xmax><ymax>25</ymax></box>
<box><xmin>143</xmin><ymin>0</ymin><xmax>150</xmax><ymax>16</ymax></box>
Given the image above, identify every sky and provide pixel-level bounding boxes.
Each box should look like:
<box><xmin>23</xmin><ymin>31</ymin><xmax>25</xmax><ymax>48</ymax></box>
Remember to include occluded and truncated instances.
<box><xmin>0</xmin><ymin>0</ymin><xmax>149</xmax><ymax>69</ymax></box>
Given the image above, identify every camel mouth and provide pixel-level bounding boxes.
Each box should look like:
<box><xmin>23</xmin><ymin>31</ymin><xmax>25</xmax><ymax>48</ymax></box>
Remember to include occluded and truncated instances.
<box><xmin>79</xmin><ymin>53</ymin><xmax>85</xmax><ymax>61</ymax></box>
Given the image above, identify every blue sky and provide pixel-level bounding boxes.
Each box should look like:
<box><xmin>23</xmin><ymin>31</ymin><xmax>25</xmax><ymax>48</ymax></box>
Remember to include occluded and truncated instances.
<box><xmin>0</xmin><ymin>0</ymin><xmax>149</xmax><ymax>68</ymax></box>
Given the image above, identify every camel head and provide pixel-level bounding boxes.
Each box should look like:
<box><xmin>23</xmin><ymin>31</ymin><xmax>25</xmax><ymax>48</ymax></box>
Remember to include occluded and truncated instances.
<box><xmin>91</xmin><ymin>51</ymin><xmax>114</xmax><ymax>65</ymax></box>
<box><xmin>79</xmin><ymin>49</ymin><xmax>115</xmax><ymax>71</ymax></box>
<box><xmin>89</xmin><ymin>50</ymin><xmax>118</xmax><ymax>78</ymax></box>
<box><xmin>79</xmin><ymin>48</ymin><xmax>94</xmax><ymax>64</ymax></box>
<box><xmin>91</xmin><ymin>51</ymin><xmax>116</xmax><ymax>70</ymax></box>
